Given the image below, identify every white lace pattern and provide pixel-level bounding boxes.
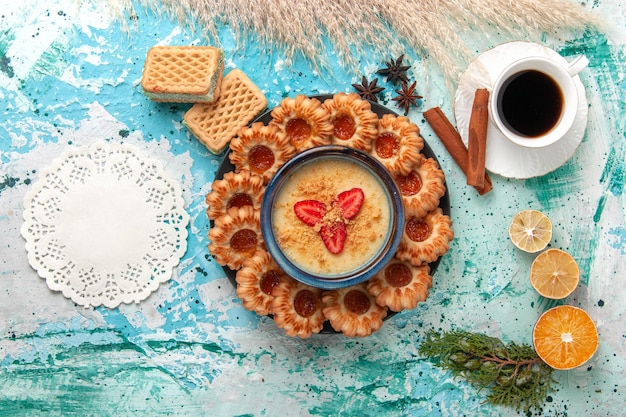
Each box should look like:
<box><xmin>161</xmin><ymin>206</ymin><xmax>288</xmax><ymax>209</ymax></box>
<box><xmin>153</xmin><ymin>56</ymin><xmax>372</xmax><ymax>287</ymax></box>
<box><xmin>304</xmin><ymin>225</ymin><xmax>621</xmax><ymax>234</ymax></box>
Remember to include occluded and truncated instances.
<box><xmin>21</xmin><ymin>141</ymin><xmax>189</xmax><ymax>308</ymax></box>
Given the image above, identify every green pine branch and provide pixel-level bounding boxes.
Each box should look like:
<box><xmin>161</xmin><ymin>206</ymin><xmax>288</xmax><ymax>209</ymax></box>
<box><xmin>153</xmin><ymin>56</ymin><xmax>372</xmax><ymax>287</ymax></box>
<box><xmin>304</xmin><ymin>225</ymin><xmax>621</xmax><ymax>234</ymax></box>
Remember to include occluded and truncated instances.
<box><xmin>418</xmin><ymin>329</ymin><xmax>556</xmax><ymax>412</ymax></box>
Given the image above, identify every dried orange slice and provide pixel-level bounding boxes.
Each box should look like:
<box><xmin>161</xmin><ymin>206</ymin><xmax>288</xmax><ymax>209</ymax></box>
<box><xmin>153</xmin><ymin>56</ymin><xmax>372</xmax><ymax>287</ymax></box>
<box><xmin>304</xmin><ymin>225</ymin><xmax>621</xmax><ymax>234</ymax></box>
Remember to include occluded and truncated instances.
<box><xmin>532</xmin><ymin>305</ymin><xmax>599</xmax><ymax>370</ymax></box>
<box><xmin>508</xmin><ymin>210</ymin><xmax>552</xmax><ymax>253</ymax></box>
<box><xmin>530</xmin><ymin>248</ymin><xmax>580</xmax><ymax>299</ymax></box>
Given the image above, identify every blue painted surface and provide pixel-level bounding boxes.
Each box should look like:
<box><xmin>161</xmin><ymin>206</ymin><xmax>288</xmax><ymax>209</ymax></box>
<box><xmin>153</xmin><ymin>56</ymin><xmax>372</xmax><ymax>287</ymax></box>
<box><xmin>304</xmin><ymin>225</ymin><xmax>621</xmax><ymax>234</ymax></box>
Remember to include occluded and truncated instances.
<box><xmin>0</xmin><ymin>0</ymin><xmax>625</xmax><ymax>416</ymax></box>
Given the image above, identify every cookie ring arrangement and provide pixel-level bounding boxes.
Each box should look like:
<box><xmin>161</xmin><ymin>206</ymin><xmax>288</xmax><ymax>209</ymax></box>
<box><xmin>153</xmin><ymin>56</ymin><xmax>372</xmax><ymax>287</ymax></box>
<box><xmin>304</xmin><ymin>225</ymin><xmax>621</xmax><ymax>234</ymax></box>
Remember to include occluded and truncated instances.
<box><xmin>207</xmin><ymin>93</ymin><xmax>453</xmax><ymax>338</ymax></box>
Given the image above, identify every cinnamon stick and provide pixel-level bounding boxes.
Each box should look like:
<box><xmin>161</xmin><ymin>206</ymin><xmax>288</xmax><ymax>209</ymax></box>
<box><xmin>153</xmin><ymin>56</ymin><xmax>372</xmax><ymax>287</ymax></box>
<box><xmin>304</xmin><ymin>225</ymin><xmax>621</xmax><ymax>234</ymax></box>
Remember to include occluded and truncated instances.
<box><xmin>423</xmin><ymin>106</ymin><xmax>492</xmax><ymax>195</ymax></box>
<box><xmin>466</xmin><ymin>89</ymin><xmax>490</xmax><ymax>188</ymax></box>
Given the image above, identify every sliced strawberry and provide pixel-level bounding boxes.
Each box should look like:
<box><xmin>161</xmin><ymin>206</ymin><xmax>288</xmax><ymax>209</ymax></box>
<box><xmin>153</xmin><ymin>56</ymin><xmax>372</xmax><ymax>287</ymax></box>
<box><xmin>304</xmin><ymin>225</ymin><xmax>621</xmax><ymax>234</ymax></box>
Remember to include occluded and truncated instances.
<box><xmin>333</xmin><ymin>188</ymin><xmax>364</xmax><ymax>220</ymax></box>
<box><xmin>294</xmin><ymin>200</ymin><xmax>327</xmax><ymax>226</ymax></box>
<box><xmin>319</xmin><ymin>221</ymin><xmax>347</xmax><ymax>254</ymax></box>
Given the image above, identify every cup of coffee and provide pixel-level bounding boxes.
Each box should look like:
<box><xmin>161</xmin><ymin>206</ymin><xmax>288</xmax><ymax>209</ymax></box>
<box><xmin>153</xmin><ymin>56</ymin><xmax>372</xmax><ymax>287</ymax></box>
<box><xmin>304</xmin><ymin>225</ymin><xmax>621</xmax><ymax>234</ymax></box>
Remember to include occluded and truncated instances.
<box><xmin>489</xmin><ymin>54</ymin><xmax>588</xmax><ymax>148</ymax></box>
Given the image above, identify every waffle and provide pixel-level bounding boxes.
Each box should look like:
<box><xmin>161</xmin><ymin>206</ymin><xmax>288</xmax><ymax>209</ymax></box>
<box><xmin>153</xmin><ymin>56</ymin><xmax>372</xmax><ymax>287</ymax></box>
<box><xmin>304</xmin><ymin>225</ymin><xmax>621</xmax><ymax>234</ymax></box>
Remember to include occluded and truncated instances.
<box><xmin>184</xmin><ymin>69</ymin><xmax>268</xmax><ymax>154</ymax></box>
<box><xmin>141</xmin><ymin>45</ymin><xmax>224</xmax><ymax>103</ymax></box>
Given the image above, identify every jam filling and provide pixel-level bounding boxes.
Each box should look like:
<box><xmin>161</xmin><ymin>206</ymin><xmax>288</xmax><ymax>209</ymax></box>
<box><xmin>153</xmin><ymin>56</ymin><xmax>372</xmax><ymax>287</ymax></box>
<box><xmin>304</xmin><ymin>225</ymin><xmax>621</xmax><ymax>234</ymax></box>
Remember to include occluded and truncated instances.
<box><xmin>397</xmin><ymin>171</ymin><xmax>422</xmax><ymax>196</ymax></box>
<box><xmin>248</xmin><ymin>145</ymin><xmax>275</xmax><ymax>173</ymax></box>
<box><xmin>227</xmin><ymin>193</ymin><xmax>254</xmax><ymax>209</ymax></box>
<box><xmin>375</xmin><ymin>132</ymin><xmax>400</xmax><ymax>159</ymax></box>
<box><xmin>230</xmin><ymin>229</ymin><xmax>258</xmax><ymax>254</ymax></box>
<box><xmin>385</xmin><ymin>262</ymin><xmax>412</xmax><ymax>287</ymax></box>
<box><xmin>405</xmin><ymin>218</ymin><xmax>431</xmax><ymax>242</ymax></box>
<box><xmin>333</xmin><ymin>113</ymin><xmax>356</xmax><ymax>141</ymax></box>
<box><xmin>294</xmin><ymin>289</ymin><xmax>318</xmax><ymax>317</ymax></box>
<box><xmin>343</xmin><ymin>289</ymin><xmax>371</xmax><ymax>314</ymax></box>
<box><xmin>286</xmin><ymin>118</ymin><xmax>312</xmax><ymax>145</ymax></box>
<box><xmin>260</xmin><ymin>270</ymin><xmax>282</xmax><ymax>295</ymax></box>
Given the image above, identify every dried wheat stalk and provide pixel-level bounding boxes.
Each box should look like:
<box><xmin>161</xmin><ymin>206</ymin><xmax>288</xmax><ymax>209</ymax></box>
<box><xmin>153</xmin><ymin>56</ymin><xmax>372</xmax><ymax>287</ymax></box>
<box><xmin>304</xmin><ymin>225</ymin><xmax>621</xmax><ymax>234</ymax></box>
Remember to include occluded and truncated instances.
<box><xmin>96</xmin><ymin>0</ymin><xmax>599</xmax><ymax>83</ymax></box>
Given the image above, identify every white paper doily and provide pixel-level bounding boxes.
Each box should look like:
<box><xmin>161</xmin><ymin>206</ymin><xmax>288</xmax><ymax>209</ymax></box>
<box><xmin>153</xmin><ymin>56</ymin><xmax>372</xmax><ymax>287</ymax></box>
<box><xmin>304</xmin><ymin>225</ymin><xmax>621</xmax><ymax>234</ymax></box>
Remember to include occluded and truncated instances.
<box><xmin>454</xmin><ymin>41</ymin><xmax>588</xmax><ymax>179</ymax></box>
<box><xmin>21</xmin><ymin>141</ymin><xmax>189</xmax><ymax>308</ymax></box>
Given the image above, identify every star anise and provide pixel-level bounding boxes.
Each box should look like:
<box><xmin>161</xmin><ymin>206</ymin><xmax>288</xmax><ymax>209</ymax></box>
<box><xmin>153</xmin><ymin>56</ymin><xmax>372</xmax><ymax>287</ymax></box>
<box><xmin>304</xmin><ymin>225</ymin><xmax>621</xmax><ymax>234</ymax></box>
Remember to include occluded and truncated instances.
<box><xmin>352</xmin><ymin>76</ymin><xmax>385</xmax><ymax>103</ymax></box>
<box><xmin>377</xmin><ymin>54</ymin><xmax>411</xmax><ymax>85</ymax></box>
<box><xmin>392</xmin><ymin>81</ymin><xmax>422</xmax><ymax>115</ymax></box>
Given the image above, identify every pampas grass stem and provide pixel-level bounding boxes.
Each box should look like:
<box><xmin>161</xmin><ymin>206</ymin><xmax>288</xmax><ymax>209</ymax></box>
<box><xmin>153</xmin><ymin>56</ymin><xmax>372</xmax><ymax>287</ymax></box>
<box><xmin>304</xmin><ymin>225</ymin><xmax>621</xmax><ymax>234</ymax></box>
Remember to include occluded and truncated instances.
<box><xmin>96</xmin><ymin>0</ymin><xmax>600</xmax><ymax>83</ymax></box>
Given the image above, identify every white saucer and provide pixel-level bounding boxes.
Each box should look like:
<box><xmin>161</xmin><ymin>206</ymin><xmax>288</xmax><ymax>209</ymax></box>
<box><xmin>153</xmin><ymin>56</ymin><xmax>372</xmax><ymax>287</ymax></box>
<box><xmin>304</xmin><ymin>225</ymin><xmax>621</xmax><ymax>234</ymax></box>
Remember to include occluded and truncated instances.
<box><xmin>453</xmin><ymin>41</ymin><xmax>588</xmax><ymax>179</ymax></box>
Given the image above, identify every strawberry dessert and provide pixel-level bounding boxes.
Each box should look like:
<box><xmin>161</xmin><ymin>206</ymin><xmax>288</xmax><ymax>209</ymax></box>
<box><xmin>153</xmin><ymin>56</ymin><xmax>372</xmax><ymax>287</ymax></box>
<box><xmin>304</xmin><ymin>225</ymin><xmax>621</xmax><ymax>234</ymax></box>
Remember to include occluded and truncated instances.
<box><xmin>271</xmin><ymin>157</ymin><xmax>391</xmax><ymax>276</ymax></box>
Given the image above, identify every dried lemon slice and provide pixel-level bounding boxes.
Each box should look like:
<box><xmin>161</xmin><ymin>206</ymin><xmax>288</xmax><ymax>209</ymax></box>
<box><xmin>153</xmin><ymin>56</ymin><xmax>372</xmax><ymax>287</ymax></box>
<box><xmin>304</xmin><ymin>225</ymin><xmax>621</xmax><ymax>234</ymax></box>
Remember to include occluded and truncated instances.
<box><xmin>508</xmin><ymin>209</ymin><xmax>552</xmax><ymax>253</ymax></box>
<box><xmin>533</xmin><ymin>305</ymin><xmax>599</xmax><ymax>370</ymax></box>
<box><xmin>530</xmin><ymin>248</ymin><xmax>580</xmax><ymax>299</ymax></box>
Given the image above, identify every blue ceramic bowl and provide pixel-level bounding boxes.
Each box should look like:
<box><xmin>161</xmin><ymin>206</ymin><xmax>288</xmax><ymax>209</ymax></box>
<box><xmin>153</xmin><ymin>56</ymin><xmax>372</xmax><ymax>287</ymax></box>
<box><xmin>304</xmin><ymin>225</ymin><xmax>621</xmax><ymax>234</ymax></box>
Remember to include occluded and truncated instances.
<box><xmin>260</xmin><ymin>145</ymin><xmax>404</xmax><ymax>290</ymax></box>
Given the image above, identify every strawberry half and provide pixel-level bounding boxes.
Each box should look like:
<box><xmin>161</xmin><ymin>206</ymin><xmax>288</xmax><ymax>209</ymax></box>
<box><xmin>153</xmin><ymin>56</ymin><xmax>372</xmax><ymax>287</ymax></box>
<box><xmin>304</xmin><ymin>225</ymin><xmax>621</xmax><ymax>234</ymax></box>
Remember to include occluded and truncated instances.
<box><xmin>294</xmin><ymin>199</ymin><xmax>327</xmax><ymax>226</ymax></box>
<box><xmin>333</xmin><ymin>188</ymin><xmax>364</xmax><ymax>220</ymax></box>
<box><xmin>319</xmin><ymin>221</ymin><xmax>347</xmax><ymax>254</ymax></box>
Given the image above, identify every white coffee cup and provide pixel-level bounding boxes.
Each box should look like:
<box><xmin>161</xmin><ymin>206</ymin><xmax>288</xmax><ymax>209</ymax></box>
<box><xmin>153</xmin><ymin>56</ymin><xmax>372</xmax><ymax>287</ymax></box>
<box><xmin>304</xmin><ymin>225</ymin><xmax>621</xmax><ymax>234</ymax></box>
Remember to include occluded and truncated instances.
<box><xmin>489</xmin><ymin>54</ymin><xmax>588</xmax><ymax>148</ymax></box>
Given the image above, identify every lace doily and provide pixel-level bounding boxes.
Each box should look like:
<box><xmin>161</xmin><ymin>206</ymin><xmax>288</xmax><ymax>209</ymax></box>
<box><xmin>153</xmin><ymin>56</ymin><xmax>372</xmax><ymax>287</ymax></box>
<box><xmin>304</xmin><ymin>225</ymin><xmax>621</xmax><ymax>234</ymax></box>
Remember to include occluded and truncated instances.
<box><xmin>21</xmin><ymin>141</ymin><xmax>189</xmax><ymax>308</ymax></box>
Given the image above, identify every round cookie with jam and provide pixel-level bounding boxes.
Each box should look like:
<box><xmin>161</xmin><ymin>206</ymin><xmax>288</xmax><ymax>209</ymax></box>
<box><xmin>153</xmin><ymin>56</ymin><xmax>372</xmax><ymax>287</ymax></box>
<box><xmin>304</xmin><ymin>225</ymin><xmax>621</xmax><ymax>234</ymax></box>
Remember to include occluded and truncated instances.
<box><xmin>205</xmin><ymin>170</ymin><xmax>266</xmax><ymax>220</ymax></box>
<box><xmin>271</xmin><ymin>278</ymin><xmax>326</xmax><ymax>338</ymax></box>
<box><xmin>229</xmin><ymin>122</ymin><xmax>297</xmax><ymax>183</ymax></box>
<box><xmin>394</xmin><ymin>157</ymin><xmax>446</xmax><ymax>219</ymax></box>
<box><xmin>371</xmin><ymin>113</ymin><xmax>423</xmax><ymax>176</ymax></box>
<box><xmin>236</xmin><ymin>249</ymin><xmax>291</xmax><ymax>315</ymax></box>
<box><xmin>322</xmin><ymin>92</ymin><xmax>379</xmax><ymax>152</ymax></box>
<box><xmin>269</xmin><ymin>95</ymin><xmax>333</xmax><ymax>152</ymax></box>
<box><xmin>397</xmin><ymin>207</ymin><xmax>454</xmax><ymax>265</ymax></box>
<box><xmin>367</xmin><ymin>260</ymin><xmax>432</xmax><ymax>312</ymax></box>
<box><xmin>322</xmin><ymin>283</ymin><xmax>388</xmax><ymax>337</ymax></box>
<box><xmin>208</xmin><ymin>206</ymin><xmax>264</xmax><ymax>270</ymax></box>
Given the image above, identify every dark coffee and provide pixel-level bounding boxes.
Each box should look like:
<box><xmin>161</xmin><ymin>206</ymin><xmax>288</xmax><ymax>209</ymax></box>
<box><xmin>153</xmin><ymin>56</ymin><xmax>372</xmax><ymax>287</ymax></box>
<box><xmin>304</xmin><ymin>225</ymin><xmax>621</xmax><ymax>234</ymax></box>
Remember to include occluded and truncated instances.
<box><xmin>497</xmin><ymin>70</ymin><xmax>563</xmax><ymax>138</ymax></box>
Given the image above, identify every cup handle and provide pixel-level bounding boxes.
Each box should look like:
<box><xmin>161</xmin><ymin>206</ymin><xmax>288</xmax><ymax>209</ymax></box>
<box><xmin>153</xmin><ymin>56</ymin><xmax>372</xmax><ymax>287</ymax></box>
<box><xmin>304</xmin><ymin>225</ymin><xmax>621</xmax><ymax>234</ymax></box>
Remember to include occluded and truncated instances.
<box><xmin>566</xmin><ymin>55</ymin><xmax>589</xmax><ymax>76</ymax></box>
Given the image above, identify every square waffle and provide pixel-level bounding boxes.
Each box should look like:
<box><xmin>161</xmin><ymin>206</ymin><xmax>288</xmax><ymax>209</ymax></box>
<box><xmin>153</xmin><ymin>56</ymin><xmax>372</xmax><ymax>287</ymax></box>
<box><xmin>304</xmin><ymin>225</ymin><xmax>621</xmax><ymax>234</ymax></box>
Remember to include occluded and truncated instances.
<box><xmin>141</xmin><ymin>45</ymin><xmax>224</xmax><ymax>103</ymax></box>
<box><xmin>184</xmin><ymin>69</ymin><xmax>268</xmax><ymax>154</ymax></box>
